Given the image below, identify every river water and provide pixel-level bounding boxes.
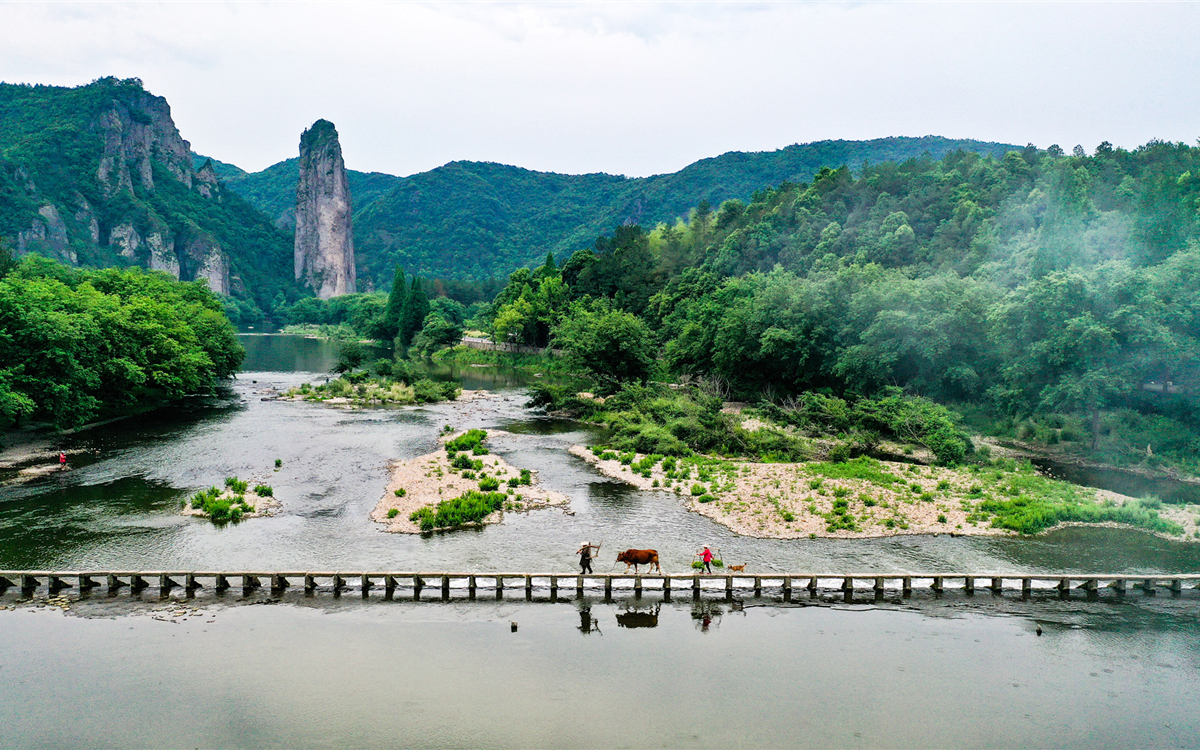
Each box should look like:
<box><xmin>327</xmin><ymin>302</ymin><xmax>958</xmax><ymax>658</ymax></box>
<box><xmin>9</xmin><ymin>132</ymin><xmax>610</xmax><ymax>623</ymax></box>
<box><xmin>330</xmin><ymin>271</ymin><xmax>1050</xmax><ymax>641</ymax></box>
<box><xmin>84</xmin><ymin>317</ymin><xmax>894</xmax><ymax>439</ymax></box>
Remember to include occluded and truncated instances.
<box><xmin>2</xmin><ymin>334</ymin><xmax>1199</xmax><ymax>748</ymax></box>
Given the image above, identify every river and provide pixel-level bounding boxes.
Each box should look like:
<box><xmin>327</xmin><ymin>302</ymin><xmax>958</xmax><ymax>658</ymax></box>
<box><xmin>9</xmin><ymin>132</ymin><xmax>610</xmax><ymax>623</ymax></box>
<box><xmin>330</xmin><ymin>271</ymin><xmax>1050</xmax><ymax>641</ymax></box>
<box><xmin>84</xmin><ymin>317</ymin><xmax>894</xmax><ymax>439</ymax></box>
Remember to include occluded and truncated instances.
<box><xmin>1</xmin><ymin>334</ymin><xmax>1198</xmax><ymax>748</ymax></box>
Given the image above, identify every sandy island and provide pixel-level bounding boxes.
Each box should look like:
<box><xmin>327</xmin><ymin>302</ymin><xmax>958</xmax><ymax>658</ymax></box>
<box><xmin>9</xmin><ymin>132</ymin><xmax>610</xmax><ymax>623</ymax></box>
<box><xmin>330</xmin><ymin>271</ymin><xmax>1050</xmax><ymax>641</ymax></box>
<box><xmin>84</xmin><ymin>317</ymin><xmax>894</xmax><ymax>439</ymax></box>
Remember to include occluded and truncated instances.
<box><xmin>372</xmin><ymin>430</ymin><xmax>570</xmax><ymax>533</ymax></box>
<box><xmin>568</xmin><ymin>446</ymin><xmax>1200</xmax><ymax>541</ymax></box>
<box><xmin>181</xmin><ymin>481</ymin><xmax>281</xmax><ymax>519</ymax></box>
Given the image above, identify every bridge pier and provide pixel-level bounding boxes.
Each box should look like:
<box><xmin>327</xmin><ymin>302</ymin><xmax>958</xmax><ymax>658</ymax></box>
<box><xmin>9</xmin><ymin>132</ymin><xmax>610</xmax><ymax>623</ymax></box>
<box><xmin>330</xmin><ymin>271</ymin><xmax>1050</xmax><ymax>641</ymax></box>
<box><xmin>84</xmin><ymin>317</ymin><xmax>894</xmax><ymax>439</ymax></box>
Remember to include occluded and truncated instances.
<box><xmin>931</xmin><ymin>576</ymin><xmax>943</xmax><ymax>594</ymax></box>
<box><xmin>964</xmin><ymin>576</ymin><xmax>975</xmax><ymax>595</ymax></box>
<box><xmin>902</xmin><ymin>576</ymin><xmax>912</xmax><ymax>597</ymax></box>
<box><xmin>1021</xmin><ymin>578</ymin><xmax>1032</xmax><ymax>598</ymax></box>
<box><xmin>991</xmin><ymin>577</ymin><xmax>1003</xmax><ymax>594</ymax></box>
<box><xmin>634</xmin><ymin>576</ymin><xmax>642</xmax><ymax>597</ymax></box>
<box><xmin>130</xmin><ymin>574</ymin><xmax>148</xmax><ymax>593</ymax></box>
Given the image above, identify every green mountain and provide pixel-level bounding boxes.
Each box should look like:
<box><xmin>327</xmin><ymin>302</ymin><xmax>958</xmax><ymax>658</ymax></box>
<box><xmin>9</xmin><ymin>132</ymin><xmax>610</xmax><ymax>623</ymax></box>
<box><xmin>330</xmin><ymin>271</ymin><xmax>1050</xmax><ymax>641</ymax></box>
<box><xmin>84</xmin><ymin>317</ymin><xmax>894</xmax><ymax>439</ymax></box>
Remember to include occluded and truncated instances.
<box><xmin>225</xmin><ymin>136</ymin><xmax>1018</xmax><ymax>289</ymax></box>
<box><xmin>0</xmin><ymin>77</ymin><xmax>296</xmax><ymax>318</ymax></box>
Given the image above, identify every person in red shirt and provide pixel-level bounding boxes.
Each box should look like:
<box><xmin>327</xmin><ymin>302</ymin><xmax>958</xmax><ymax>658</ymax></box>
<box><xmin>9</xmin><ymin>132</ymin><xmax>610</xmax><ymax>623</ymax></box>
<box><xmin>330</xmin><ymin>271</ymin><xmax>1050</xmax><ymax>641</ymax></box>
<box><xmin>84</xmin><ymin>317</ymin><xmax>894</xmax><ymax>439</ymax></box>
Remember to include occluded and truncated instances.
<box><xmin>697</xmin><ymin>545</ymin><xmax>714</xmax><ymax>574</ymax></box>
<box><xmin>58</xmin><ymin>451</ymin><xmax>67</xmax><ymax>468</ymax></box>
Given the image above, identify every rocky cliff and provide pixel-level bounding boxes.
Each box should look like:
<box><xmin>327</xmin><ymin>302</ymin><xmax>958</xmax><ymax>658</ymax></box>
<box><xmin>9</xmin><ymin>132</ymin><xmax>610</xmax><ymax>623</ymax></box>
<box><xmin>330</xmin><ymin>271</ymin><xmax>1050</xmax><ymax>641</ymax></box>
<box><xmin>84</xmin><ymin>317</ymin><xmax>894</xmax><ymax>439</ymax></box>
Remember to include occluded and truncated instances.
<box><xmin>293</xmin><ymin>120</ymin><xmax>356</xmax><ymax>299</ymax></box>
<box><xmin>0</xmin><ymin>78</ymin><xmax>292</xmax><ymax>315</ymax></box>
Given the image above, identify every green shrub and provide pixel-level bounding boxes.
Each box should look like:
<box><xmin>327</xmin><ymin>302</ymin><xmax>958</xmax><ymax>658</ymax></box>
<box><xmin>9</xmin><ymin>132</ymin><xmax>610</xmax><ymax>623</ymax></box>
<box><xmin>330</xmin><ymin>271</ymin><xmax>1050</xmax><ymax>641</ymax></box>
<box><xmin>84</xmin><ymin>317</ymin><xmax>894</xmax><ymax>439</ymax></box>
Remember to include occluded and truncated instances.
<box><xmin>394</xmin><ymin>487</ymin><xmax>407</xmax><ymax>497</ymax></box>
<box><xmin>274</xmin><ymin>459</ymin><xmax>282</xmax><ymax>468</ymax></box>
<box><xmin>387</xmin><ymin>508</ymin><xmax>399</xmax><ymax>518</ymax></box>
<box><xmin>446</xmin><ymin>429</ymin><xmax>487</xmax><ymax>453</ymax></box>
<box><xmin>698</xmin><ymin>494</ymin><xmax>716</xmax><ymax>503</ymax></box>
<box><xmin>409</xmin><ymin>490</ymin><xmax>508</xmax><ymax>532</ymax></box>
<box><xmin>937</xmin><ymin>514</ymin><xmax>948</xmax><ymax>523</ymax></box>
<box><xmin>478</xmin><ymin>476</ymin><xmax>500</xmax><ymax>491</ymax></box>
<box><xmin>781</xmin><ymin>510</ymin><xmax>795</xmax><ymax>522</ymax></box>
<box><xmin>224</xmin><ymin>476</ymin><xmax>248</xmax><ymax>494</ymax></box>
<box><xmin>519</xmin><ymin>468</ymin><xmax>532</xmax><ymax>486</ymax></box>
<box><xmin>253</xmin><ymin>485</ymin><xmax>273</xmax><ymax>497</ymax></box>
<box><xmin>691</xmin><ymin>484</ymin><xmax>706</xmax><ymax>496</ymax></box>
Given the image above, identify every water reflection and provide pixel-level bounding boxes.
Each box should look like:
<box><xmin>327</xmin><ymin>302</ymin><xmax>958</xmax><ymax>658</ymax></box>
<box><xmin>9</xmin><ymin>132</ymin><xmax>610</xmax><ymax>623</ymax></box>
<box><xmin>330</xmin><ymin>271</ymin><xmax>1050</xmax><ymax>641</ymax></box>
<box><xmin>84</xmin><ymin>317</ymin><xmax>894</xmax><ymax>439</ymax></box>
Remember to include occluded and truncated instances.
<box><xmin>577</xmin><ymin>603</ymin><xmax>602</xmax><ymax>635</ymax></box>
<box><xmin>616</xmin><ymin>601</ymin><xmax>660</xmax><ymax>628</ymax></box>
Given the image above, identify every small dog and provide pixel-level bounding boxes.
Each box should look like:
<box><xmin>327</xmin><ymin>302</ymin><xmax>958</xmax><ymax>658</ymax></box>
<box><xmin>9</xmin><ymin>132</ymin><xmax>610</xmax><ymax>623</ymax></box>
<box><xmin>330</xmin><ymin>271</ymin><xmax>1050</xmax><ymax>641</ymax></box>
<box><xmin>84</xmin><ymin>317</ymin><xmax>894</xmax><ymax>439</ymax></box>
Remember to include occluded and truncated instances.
<box><xmin>728</xmin><ymin>564</ymin><xmax>746</xmax><ymax>572</ymax></box>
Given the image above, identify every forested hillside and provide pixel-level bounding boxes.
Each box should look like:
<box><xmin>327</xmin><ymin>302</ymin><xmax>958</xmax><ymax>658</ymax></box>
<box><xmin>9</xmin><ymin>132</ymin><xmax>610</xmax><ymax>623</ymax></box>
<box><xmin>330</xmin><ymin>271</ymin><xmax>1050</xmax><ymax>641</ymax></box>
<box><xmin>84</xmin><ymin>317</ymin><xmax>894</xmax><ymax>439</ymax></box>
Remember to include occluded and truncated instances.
<box><xmin>222</xmin><ymin>136</ymin><xmax>1016</xmax><ymax>289</ymax></box>
<box><xmin>0</xmin><ymin>78</ymin><xmax>298</xmax><ymax>320</ymax></box>
<box><xmin>476</xmin><ymin>141</ymin><xmax>1200</xmax><ymax>469</ymax></box>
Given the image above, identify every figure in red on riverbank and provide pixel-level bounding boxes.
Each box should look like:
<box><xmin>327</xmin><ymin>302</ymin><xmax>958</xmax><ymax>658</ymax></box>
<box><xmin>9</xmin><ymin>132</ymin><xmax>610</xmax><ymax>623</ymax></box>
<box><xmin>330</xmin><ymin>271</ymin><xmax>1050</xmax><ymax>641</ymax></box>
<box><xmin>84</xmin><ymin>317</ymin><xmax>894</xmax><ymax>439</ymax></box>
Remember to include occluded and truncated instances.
<box><xmin>58</xmin><ymin>451</ymin><xmax>67</xmax><ymax>468</ymax></box>
<box><xmin>697</xmin><ymin>545</ymin><xmax>714</xmax><ymax>574</ymax></box>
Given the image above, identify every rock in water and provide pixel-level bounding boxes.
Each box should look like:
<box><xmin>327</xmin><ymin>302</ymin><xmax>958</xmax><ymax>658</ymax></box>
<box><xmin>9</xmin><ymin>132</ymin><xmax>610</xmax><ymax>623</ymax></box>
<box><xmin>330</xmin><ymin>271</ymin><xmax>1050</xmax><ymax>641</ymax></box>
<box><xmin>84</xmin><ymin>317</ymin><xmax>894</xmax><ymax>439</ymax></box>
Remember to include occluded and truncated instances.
<box><xmin>294</xmin><ymin>119</ymin><xmax>356</xmax><ymax>299</ymax></box>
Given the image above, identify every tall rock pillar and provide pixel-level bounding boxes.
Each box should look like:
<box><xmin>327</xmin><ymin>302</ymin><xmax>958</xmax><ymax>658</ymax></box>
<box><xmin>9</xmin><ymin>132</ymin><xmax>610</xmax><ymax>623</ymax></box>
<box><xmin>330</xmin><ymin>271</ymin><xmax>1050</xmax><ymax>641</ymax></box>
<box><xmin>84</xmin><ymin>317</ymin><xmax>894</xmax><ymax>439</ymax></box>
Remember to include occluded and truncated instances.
<box><xmin>294</xmin><ymin>119</ymin><xmax>356</xmax><ymax>299</ymax></box>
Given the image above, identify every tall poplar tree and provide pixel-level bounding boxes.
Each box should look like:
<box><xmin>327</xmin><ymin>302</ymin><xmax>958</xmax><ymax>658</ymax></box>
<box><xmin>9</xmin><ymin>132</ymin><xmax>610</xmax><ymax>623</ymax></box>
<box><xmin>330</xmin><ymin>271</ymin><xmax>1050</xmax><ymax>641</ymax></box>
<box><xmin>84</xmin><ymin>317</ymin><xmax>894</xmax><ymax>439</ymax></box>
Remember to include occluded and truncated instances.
<box><xmin>399</xmin><ymin>277</ymin><xmax>430</xmax><ymax>347</ymax></box>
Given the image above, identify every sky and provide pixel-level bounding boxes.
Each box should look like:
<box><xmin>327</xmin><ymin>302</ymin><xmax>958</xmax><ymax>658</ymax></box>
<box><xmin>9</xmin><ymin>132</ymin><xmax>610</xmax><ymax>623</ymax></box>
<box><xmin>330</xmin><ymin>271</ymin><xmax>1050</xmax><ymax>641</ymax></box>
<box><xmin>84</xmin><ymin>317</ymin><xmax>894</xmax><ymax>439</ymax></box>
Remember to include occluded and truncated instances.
<box><xmin>2</xmin><ymin>1</ymin><xmax>1198</xmax><ymax>178</ymax></box>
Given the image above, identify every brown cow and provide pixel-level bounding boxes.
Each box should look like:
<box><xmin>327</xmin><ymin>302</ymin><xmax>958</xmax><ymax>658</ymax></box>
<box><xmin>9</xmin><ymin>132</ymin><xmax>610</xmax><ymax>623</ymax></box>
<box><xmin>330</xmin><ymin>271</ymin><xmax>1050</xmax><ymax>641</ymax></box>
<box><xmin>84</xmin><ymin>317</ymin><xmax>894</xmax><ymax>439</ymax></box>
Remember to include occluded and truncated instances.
<box><xmin>616</xmin><ymin>548</ymin><xmax>661</xmax><ymax>574</ymax></box>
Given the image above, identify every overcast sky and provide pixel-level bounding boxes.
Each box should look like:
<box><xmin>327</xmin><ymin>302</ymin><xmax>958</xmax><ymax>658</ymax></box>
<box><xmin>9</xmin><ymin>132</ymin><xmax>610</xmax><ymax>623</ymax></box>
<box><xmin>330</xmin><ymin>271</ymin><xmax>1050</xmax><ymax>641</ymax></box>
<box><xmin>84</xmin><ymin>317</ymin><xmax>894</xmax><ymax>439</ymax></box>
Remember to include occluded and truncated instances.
<box><xmin>2</xmin><ymin>1</ymin><xmax>1198</xmax><ymax>178</ymax></box>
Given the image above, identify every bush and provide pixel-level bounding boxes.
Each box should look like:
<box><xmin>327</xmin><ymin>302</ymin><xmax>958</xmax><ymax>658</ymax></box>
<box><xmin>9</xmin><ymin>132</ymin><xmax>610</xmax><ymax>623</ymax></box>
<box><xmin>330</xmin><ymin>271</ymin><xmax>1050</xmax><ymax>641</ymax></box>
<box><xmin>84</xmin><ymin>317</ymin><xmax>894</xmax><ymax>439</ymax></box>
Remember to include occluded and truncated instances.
<box><xmin>446</xmin><ymin>429</ymin><xmax>487</xmax><ymax>453</ymax></box>
<box><xmin>253</xmin><ymin>485</ymin><xmax>273</xmax><ymax>497</ymax></box>
<box><xmin>691</xmin><ymin>484</ymin><xmax>706</xmax><ymax>496</ymax></box>
<box><xmin>274</xmin><ymin>458</ymin><xmax>282</xmax><ymax>468</ymax></box>
<box><xmin>519</xmin><ymin>468</ymin><xmax>532</xmax><ymax>485</ymax></box>
<box><xmin>394</xmin><ymin>487</ymin><xmax>407</xmax><ymax>497</ymax></box>
<box><xmin>409</xmin><ymin>490</ymin><xmax>508</xmax><ymax>532</ymax></box>
<box><xmin>387</xmin><ymin>508</ymin><xmax>399</xmax><ymax>518</ymax></box>
<box><xmin>478</xmin><ymin>476</ymin><xmax>500</xmax><ymax>491</ymax></box>
<box><xmin>698</xmin><ymin>494</ymin><xmax>716</xmax><ymax>503</ymax></box>
<box><xmin>224</xmin><ymin>476</ymin><xmax>248</xmax><ymax>494</ymax></box>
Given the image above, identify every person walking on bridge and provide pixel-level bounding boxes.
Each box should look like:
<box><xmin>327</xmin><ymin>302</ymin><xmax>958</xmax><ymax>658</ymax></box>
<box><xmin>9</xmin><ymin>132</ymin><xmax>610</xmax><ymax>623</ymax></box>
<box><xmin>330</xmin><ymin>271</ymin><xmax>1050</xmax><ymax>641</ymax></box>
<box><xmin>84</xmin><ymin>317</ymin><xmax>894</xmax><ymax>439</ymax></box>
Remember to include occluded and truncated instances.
<box><xmin>697</xmin><ymin>545</ymin><xmax>714</xmax><ymax>574</ymax></box>
<box><xmin>576</xmin><ymin>542</ymin><xmax>595</xmax><ymax>574</ymax></box>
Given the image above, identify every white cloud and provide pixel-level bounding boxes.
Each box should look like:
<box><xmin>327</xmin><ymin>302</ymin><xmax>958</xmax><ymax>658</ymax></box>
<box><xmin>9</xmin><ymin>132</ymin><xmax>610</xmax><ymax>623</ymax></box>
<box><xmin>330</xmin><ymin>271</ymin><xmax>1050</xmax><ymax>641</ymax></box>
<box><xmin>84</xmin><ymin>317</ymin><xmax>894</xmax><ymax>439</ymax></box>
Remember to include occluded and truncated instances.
<box><xmin>1</xmin><ymin>1</ymin><xmax>1197</xmax><ymax>177</ymax></box>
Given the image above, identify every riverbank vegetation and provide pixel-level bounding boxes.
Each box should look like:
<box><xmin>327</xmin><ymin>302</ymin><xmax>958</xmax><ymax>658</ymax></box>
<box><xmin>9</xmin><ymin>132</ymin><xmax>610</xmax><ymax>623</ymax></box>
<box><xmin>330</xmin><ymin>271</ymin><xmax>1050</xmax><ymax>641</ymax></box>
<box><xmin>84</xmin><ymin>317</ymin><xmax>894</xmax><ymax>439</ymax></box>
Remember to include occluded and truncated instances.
<box><xmin>282</xmin><ymin>346</ymin><xmax>460</xmax><ymax>405</ymax></box>
<box><xmin>0</xmin><ymin>254</ymin><xmax>243</xmax><ymax>431</ymax></box>
<box><xmin>373</xmin><ymin>429</ymin><xmax>569</xmax><ymax>533</ymax></box>
<box><xmin>573</xmin><ymin>445</ymin><xmax>1196</xmax><ymax>539</ymax></box>
<box><xmin>183</xmin><ymin>476</ymin><xmax>277</xmax><ymax>524</ymax></box>
<box><xmin>475</xmin><ymin>142</ymin><xmax>1200</xmax><ymax>479</ymax></box>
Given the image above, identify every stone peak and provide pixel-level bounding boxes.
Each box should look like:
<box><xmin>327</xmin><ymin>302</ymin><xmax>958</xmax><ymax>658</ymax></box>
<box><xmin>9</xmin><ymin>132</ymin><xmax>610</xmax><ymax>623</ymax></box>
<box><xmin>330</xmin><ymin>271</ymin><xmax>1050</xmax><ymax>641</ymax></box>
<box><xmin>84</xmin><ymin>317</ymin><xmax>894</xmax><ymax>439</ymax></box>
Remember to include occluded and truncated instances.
<box><xmin>299</xmin><ymin>119</ymin><xmax>339</xmax><ymax>151</ymax></box>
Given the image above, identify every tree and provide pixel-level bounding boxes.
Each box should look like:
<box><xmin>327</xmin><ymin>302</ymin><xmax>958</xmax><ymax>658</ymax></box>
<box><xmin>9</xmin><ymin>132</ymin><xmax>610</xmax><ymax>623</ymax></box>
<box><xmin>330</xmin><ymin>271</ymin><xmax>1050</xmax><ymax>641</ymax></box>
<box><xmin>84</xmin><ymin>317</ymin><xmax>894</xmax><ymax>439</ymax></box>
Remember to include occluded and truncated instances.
<box><xmin>411</xmin><ymin>312</ymin><xmax>464</xmax><ymax>355</ymax></box>
<box><xmin>554</xmin><ymin>302</ymin><xmax>656</xmax><ymax>385</ymax></box>
<box><xmin>398</xmin><ymin>277</ymin><xmax>429</xmax><ymax>347</ymax></box>
<box><xmin>382</xmin><ymin>266</ymin><xmax>408</xmax><ymax>341</ymax></box>
<box><xmin>333</xmin><ymin>341</ymin><xmax>366</xmax><ymax>373</ymax></box>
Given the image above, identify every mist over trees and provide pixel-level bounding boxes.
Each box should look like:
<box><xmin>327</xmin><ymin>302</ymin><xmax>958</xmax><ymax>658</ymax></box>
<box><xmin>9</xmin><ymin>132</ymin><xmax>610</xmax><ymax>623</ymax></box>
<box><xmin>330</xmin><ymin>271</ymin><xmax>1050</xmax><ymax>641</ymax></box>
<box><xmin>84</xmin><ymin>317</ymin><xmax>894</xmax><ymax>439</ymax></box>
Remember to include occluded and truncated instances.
<box><xmin>482</xmin><ymin>141</ymin><xmax>1200</xmax><ymax>462</ymax></box>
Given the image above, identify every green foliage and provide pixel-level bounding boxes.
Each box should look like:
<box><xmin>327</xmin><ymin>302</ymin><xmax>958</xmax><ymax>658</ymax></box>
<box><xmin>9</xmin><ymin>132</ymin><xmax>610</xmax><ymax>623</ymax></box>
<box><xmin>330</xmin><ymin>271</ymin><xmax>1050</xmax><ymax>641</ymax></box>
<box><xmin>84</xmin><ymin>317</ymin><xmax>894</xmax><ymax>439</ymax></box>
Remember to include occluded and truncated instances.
<box><xmin>0</xmin><ymin>256</ymin><xmax>244</xmax><ymax>428</ymax></box>
<box><xmin>445</xmin><ymin>429</ymin><xmax>487</xmax><ymax>453</ymax></box>
<box><xmin>409</xmin><ymin>490</ymin><xmax>508</xmax><ymax>532</ymax></box>
<box><xmin>393</xmin><ymin>487</ymin><xmax>407</xmax><ymax>497</ymax></box>
<box><xmin>253</xmin><ymin>484</ymin><xmax>273</xmax><ymax>497</ymax></box>
<box><xmin>189</xmin><ymin>485</ymin><xmax>254</xmax><ymax>524</ymax></box>
<box><xmin>478</xmin><ymin>475</ymin><xmax>500</xmax><ymax>491</ymax></box>
<box><xmin>554</xmin><ymin>300</ymin><xmax>657</xmax><ymax>385</ymax></box>
<box><xmin>333</xmin><ymin>341</ymin><xmax>367</xmax><ymax>373</ymax></box>
<box><xmin>278</xmin><ymin>137</ymin><xmax>1017</xmax><ymax>287</ymax></box>
<box><xmin>224</xmin><ymin>476</ymin><xmax>249</xmax><ymax>494</ymax></box>
<box><xmin>387</xmin><ymin>508</ymin><xmax>399</xmax><ymax>518</ymax></box>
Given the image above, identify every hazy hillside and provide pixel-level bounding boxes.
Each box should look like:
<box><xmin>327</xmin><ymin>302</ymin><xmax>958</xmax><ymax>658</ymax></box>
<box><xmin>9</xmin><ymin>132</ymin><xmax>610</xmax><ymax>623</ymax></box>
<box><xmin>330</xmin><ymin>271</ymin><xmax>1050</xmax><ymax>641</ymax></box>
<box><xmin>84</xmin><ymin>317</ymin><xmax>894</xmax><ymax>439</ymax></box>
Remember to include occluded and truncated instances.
<box><xmin>224</xmin><ymin>136</ymin><xmax>1017</xmax><ymax>289</ymax></box>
